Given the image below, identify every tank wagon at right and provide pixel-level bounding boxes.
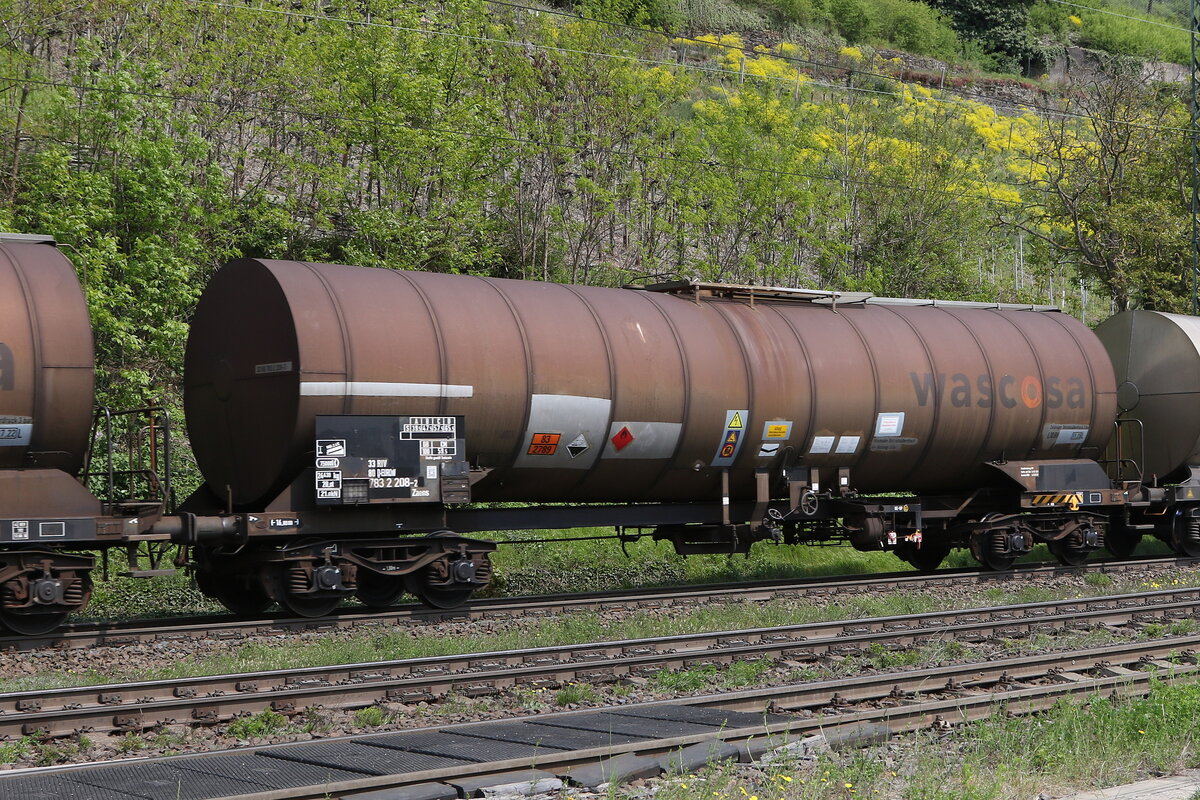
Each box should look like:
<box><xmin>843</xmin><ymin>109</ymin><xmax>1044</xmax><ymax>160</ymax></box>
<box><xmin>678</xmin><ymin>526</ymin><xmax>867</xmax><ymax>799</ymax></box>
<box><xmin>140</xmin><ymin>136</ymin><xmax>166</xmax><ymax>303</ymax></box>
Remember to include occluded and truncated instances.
<box><xmin>1095</xmin><ymin>310</ymin><xmax>1200</xmax><ymax>558</ymax></box>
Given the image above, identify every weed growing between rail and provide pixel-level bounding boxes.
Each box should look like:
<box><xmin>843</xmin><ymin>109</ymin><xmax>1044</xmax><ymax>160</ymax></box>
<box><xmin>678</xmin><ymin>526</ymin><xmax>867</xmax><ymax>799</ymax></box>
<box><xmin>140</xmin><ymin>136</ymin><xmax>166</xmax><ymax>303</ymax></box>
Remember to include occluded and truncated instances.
<box><xmin>5</xmin><ymin>566</ymin><xmax>1200</xmax><ymax>693</ymax></box>
<box><xmin>2</xmin><ymin>623</ymin><xmax>1197</xmax><ymax>768</ymax></box>
<box><xmin>639</xmin><ymin>678</ymin><xmax>1200</xmax><ymax>800</ymax></box>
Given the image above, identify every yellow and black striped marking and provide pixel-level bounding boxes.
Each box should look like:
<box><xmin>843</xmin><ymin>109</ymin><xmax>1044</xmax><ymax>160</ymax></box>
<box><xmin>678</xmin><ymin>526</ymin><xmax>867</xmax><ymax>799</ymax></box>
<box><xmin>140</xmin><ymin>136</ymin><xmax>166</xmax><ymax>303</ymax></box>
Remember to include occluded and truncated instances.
<box><xmin>1030</xmin><ymin>492</ymin><xmax>1084</xmax><ymax>511</ymax></box>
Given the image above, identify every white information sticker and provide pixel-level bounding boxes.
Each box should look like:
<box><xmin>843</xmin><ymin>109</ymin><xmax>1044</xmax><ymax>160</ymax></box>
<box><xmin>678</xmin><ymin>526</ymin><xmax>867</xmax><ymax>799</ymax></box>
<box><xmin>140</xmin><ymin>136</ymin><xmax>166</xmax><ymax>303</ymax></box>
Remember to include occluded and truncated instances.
<box><xmin>316</xmin><ymin>439</ymin><xmax>346</xmax><ymax>457</ymax></box>
<box><xmin>254</xmin><ymin>361</ymin><xmax>293</xmax><ymax>375</ymax></box>
<box><xmin>809</xmin><ymin>436</ymin><xmax>835</xmax><ymax>454</ymax></box>
<box><xmin>835</xmin><ymin>436</ymin><xmax>861</xmax><ymax>454</ymax></box>
<box><xmin>0</xmin><ymin>424</ymin><xmax>32</xmax><ymax>446</ymax></box>
<box><xmin>315</xmin><ymin>470</ymin><xmax>342</xmax><ymax>497</ymax></box>
<box><xmin>874</xmin><ymin>412</ymin><xmax>905</xmax><ymax>437</ymax></box>
<box><xmin>1055</xmin><ymin>427</ymin><xmax>1088</xmax><ymax>445</ymax></box>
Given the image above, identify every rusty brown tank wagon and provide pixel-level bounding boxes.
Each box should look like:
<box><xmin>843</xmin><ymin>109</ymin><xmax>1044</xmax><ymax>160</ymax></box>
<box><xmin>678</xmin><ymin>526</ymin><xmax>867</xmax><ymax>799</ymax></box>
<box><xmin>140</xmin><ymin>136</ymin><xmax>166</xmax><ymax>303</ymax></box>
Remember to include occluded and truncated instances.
<box><xmin>0</xmin><ymin>236</ymin><xmax>235</xmax><ymax>633</ymax></box>
<box><xmin>186</xmin><ymin>259</ymin><xmax>1117</xmax><ymax>506</ymax></box>
<box><xmin>3</xmin><ymin>238</ymin><xmax>1200</xmax><ymax>634</ymax></box>
<box><xmin>175</xmin><ymin>256</ymin><xmax>1127</xmax><ymax>610</ymax></box>
<box><xmin>0</xmin><ymin>236</ymin><xmax>100</xmax><ymax>634</ymax></box>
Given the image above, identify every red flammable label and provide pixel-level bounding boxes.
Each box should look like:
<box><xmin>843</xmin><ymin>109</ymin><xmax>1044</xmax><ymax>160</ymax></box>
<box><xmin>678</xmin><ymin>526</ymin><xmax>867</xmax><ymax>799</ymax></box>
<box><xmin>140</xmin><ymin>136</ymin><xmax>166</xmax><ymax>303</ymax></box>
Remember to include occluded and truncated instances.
<box><xmin>611</xmin><ymin>426</ymin><xmax>635</xmax><ymax>452</ymax></box>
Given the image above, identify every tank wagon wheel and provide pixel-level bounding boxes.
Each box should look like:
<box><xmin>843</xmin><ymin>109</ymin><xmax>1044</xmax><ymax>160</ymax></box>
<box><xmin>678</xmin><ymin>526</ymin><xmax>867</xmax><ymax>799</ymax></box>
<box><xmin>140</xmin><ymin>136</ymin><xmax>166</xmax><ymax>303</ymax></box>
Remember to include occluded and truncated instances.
<box><xmin>1104</xmin><ymin>521</ymin><xmax>1141</xmax><ymax>559</ymax></box>
<box><xmin>0</xmin><ymin>610</ymin><xmax>70</xmax><ymax>636</ymax></box>
<box><xmin>355</xmin><ymin>571</ymin><xmax>408</xmax><ymax>609</ymax></box>
<box><xmin>404</xmin><ymin>531</ymin><xmax>484</xmax><ymax>610</ymax></box>
<box><xmin>970</xmin><ymin>525</ymin><xmax>1016</xmax><ymax>571</ymax></box>
<box><xmin>1048</xmin><ymin>539</ymin><xmax>1090</xmax><ymax>567</ymax></box>
<box><xmin>1177</xmin><ymin>518</ymin><xmax>1200</xmax><ymax>558</ymax></box>
<box><xmin>281</xmin><ymin>593</ymin><xmax>342</xmax><ymax>618</ymax></box>
<box><xmin>0</xmin><ymin>572</ymin><xmax>92</xmax><ymax>636</ymax></box>
<box><xmin>276</xmin><ymin>538</ymin><xmax>347</xmax><ymax>618</ymax></box>
<box><xmin>406</xmin><ymin>578</ymin><xmax>474</xmax><ymax>610</ymax></box>
<box><xmin>194</xmin><ymin>563</ymin><xmax>274</xmax><ymax>617</ymax></box>
<box><xmin>213</xmin><ymin>583</ymin><xmax>273</xmax><ymax>617</ymax></box>
<box><xmin>896</xmin><ymin>542</ymin><xmax>951</xmax><ymax>573</ymax></box>
<box><xmin>278</xmin><ymin>568</ymin><xmax>341</xmax><ymax>618</ymax></box>
<box><xmin>1160</xmin><ymin>515</ymin><xmax>1200</xmax><ymax>558</ymax></box>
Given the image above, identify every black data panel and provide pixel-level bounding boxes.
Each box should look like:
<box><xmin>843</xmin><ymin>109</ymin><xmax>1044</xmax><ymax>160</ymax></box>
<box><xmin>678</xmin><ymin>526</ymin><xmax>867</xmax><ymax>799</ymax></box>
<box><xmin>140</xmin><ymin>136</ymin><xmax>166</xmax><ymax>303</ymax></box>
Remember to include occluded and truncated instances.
<box><xmin>313</xmin><ymin>415</ymin><xmax>467</xmax><ymax>506</ymax></box>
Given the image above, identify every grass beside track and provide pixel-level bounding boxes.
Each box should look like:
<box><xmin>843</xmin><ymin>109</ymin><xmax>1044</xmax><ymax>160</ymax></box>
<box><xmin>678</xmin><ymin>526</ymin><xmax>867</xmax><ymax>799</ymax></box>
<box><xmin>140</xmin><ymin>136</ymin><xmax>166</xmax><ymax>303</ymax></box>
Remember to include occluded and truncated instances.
<box><xmin>640</xmin><ymin>679</ymin><xmax>1200</xmax><ymax>800</ymax></box>
<box><xmin>8</xmin><ymin>559</ymin><xmax>1199</xmax><ymax>693</ymax></box>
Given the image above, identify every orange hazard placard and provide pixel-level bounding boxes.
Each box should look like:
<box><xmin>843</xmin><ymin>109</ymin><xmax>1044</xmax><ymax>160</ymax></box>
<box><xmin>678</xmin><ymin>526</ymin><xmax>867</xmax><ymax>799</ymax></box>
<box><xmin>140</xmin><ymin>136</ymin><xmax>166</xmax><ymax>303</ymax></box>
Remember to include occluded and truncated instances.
<box><xmin>527</xmin><ymin>432</ymin><xmax>561</xmax><ymax>455</ymax></box>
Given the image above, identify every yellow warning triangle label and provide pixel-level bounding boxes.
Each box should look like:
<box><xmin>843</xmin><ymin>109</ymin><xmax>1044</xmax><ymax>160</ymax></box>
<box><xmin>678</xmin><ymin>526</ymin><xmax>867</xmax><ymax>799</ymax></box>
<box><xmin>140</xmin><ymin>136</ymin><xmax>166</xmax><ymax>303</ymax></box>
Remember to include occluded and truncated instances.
<box><xmin>726</xmin><ymin>432</ymin><xmax>738</xmax><ymax>444</ymax></box>
<box><xmin>728</xmin><ymin>412</ymin><xmax>744</xmax><ymax>429</ymax></box>
<box><xmin>1189</xmin><ymin>489</ymin><xmax>1196</xmax><ymax>499</ymax></box>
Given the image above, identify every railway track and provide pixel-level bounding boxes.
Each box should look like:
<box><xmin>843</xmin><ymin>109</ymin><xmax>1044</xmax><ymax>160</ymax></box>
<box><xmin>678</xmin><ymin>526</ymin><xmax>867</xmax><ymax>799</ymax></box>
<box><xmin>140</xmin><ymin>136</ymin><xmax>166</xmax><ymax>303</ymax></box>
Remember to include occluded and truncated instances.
<box><xmin>2</xmin><ymin>623</ymin><xmax>1197</xmax><ymax>799</ymax></box>
<box><xmin>8</xmin><ymin>584</ymin><xmax>1200</xmax><ymax>739</ymax></box>
<box><xmin>12</xmin><ymin>553</ymin><xmax>1199</xmax><ymax>653</ymax></box>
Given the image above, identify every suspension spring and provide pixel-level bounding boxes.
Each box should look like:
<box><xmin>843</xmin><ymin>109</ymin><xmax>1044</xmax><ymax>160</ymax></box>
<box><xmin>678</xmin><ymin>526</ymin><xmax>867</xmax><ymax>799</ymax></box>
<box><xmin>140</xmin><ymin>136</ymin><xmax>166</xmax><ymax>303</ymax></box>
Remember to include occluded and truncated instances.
<box><xmin>287</xmin><ymin>564</ymin><xmax>310</xmax><ymax>594</ymax></box>
<box><xmin>990</xmin><ymin>529</ymin><xmax>1009</xmax><ymax>555</ymax></box>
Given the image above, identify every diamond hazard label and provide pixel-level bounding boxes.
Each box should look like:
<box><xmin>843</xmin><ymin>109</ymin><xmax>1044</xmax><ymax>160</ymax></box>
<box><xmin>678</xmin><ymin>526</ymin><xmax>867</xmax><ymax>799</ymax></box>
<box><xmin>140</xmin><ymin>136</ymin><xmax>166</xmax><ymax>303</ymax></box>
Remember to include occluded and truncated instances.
<box><xmin>567</xmin><ymin>433</ymin><xmax>590</xmax><ymax>459</ymax></box>
<box><xmin>611</xmin><ymin>426</ymin><xmax>635</xmax><ymax>452</ymax></box>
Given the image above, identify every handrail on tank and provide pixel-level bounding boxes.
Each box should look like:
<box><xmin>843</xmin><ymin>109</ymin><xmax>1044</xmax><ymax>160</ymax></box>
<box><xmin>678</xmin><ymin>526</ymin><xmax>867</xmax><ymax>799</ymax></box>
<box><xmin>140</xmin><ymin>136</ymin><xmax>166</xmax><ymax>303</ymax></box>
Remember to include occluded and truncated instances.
<box><xmin>1099</xmin><ymin>418</ymin><xmax>1145</xmax><ymax>484</ymax></box>
<box><xmin>634</xmin><ymin>280</ymin><xmax>1062</xmax><ymax>312</ymax></box>
<box><xmin>82</xmin><ymin>405</ymin><xmax>173</xmax><ymax>513</ymax></box>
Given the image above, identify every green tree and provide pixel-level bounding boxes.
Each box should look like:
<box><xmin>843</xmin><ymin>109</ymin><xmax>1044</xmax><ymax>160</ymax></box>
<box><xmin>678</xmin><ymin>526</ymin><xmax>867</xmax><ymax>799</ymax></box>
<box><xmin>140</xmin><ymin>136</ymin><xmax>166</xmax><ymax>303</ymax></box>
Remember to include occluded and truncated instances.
<box><xmin>926</xmin><ymin>0</ymin><xmax>1039</xmax><ymax>69</ymax></box>
<box><xmin>1011</xmin><ymin>67</ymin><xmax>1189</xmax><ymax>311</ymax></box>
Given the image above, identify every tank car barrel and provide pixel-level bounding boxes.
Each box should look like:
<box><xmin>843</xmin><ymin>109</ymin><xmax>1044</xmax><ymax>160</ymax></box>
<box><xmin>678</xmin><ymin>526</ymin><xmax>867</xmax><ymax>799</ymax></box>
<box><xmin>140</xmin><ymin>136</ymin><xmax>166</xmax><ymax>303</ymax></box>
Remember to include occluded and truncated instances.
<box><xmin>184</xmin><ymin>260</ymin><xmax>1117</xmax><ymax>510</ymax></box>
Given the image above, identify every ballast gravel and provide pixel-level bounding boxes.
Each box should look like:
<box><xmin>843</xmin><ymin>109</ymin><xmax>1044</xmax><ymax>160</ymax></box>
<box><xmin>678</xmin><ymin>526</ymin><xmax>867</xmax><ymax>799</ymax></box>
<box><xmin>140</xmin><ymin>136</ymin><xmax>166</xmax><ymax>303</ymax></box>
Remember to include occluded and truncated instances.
<box><xmin>0</xmin><ymin>561</ymin><xmax>1194</xmax><ymax>772</ymax></box>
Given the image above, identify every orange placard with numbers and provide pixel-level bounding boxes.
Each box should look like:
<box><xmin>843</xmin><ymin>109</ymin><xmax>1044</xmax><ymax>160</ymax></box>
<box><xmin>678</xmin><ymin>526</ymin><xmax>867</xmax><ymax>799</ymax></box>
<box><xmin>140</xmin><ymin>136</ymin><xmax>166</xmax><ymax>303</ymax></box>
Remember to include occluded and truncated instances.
<box><xmin>527</xmin><ymin>433</ymin><xmax>561</xmax><ymax>455</ymax></box>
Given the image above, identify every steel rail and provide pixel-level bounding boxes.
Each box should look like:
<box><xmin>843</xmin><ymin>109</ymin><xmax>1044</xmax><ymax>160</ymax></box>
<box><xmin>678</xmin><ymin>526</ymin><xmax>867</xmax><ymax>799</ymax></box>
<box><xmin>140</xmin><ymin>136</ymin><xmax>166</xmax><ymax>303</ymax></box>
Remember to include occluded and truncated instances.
<box><xmin>231</xmin><ymin>639</ymin><xmax>1200</xmax><ymax>799</ymax></box>
<box><xmin>10</xmin><ymin>553</ymin><xmax>1198</xmax><ymax>653</ymax></box>
<box><xmin>13</xmin><ymin>631</ymin><xmax>1195</xmax><ymax>800</ymax></box>
<box><xmin>7</xmin><ymin>585</ymin><xmax>1200</xmax><ymax>739</ymax></box>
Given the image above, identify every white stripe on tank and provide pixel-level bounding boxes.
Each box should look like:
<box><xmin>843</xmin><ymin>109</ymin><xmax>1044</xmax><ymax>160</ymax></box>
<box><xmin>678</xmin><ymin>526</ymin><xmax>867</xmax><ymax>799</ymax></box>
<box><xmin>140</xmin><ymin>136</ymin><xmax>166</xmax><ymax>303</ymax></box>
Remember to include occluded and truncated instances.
<box><xmin>300</xmin><ymin>381</ymin><xmax>474</xmax><ymax>398</ymax></box>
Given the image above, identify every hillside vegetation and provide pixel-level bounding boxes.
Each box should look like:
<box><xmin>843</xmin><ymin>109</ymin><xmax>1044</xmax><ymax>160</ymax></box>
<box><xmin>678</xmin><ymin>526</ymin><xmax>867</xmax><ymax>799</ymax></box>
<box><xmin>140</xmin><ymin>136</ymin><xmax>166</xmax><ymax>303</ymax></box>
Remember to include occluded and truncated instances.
<box><xmin>0</xmin><ymin>0</ymin><xmax>1192</xmax><ymax>429</ymax></box>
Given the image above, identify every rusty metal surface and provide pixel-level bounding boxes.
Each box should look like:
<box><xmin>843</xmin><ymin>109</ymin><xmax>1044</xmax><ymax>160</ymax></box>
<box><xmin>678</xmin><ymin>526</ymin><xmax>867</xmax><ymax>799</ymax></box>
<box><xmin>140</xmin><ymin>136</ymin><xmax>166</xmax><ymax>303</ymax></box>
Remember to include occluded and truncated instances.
<box><xmin>0</xmin><ymin>471</ymin><xmax>100</xmax><ymax>518</ymax></box>
<box><xmin>1095</xmin><ymin>310</ymin><xmax>1200</xmax><ymax>482</ymax></box>
<box><xmin>0</xmin><ymin>242</ymin><xmax>94</xmax><ymax>475</ymax></box>
<box><xmin>186</xmin><ymin>260</ymin><xmax>1117</xmax><ymax>509</ymax></box>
